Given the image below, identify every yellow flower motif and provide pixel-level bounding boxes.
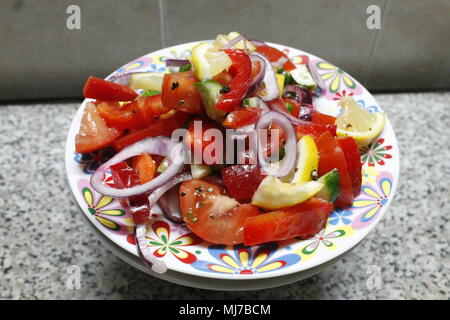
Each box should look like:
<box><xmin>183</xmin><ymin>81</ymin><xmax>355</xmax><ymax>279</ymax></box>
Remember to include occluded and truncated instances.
<box><xmin>362</xmin><ymin>166</ymin><xmax>380</xmax><ymax>184</ymax></box>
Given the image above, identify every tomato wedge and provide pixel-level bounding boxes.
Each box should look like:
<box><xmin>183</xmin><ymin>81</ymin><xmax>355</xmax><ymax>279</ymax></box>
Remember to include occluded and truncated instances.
<box><xmin>337</xmin><ymin>137</ymin><xmax>362</xmax><ymax>198</ymax></box>
<box><xmin>179</xmin><ymin>179</ymin><xmax>260</xmax><ymax>245</ymax></box>
<box><xmin>83</xmin><ymin>76</ymin><xmax>138</xmax><ymax>101</ymax></box>
<box><xmin>75</xmin><ymin>102</ymin><xmax>123</xmax><ymax>154</ymax></box>
<box><xmin>161</xmin><ymin>71</ymin><xmax>203</xmax><ymax>114</ymax></box>
<box><xmin>316</xmin><ymin>131</ymin><xmax>354</xmax><ymax>207</ymax></box>
<box><xmin>214</xmin><ymin>49</ymin><xmax>252</xmax><ymax>112</ymax></box>
<box><xmin>243</xmin><ymin>198</ymin><xmax>333</xmax><ymax>245</ymax></box>
<box><xmin>255</xmin><ymin>45</ymin><xmax>296</xmax><ymax>71</ymax></box>
<box><xmin>186</xmin><ymin>118</ymin><xmax>222</xmax><ymax>164</ymax></box>
<box><xmin>112</xmin><ymin>111</ymin><xmax>189</xmax><ymax>151</ymax></box>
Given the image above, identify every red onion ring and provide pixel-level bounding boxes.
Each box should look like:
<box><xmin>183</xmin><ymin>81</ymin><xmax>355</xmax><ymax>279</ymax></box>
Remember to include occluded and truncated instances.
<box><xmin>249</xmin><ymin>39</ymin><xmax>266</xmax><ymax>47</ymax></box>
<box><xmin>158</xmin><ymin>188</ymin><xmax>184</xmax><ymax>224</ymax></box>
<box><xmin>165</xmin><ymin>59</ymin><xmax>190</xmax><ymax>67</ymax></box>
<box><xmin>307</xmin><ymin>61</ymin><xmax>326</xmax><ymax>91</ymax></box>
<box><xmin>256</xmin><ymin>111</ymin><xmax>297</xmax><ymax>177</ymax></box>
<box><xmin>247</xmin><ymin>54</ymin><xmax>266</xmax><ymax>96</ymax></box>
<box><xmin>135</xmin><ymin>224</ymin><xmax>167</xmax><ymax>273</ymax></box>
<box><xmin>251</xmin><ymin>52</ymin><xmax>279</xmax><ymax>102</ymax></box>
<box><xmin>272</xmin><ymin>56</ymin><xmax>288</xmax><ymax>69</ymax></box>
<box><xmin>90</xmin><ymin>137</ymin><xmax>184</xmax><ymax>198</ymax></box>
<box><xmin>148</xmin><ymin>171</ymin><xmax>192</xmax><ymax>207</ymax></box>
<box><xmin>222</xmin><ymin>35</ymin><xmax>246</xmax><ymax>50</ymax></box>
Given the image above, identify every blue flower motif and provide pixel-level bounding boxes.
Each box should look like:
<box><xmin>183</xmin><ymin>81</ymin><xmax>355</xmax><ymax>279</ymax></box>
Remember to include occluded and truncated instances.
<box><xmin>74</xmin><ymin>147</ymin><xmax>115</xmax><ymax>174</ymax></box>
<box><xmin>329</xmin><ymin>208</ymin><xmax>353</xmax><ymax>225</ymax></box>
<box><xmin>148</xmin><ymin>63</ymin><xmax>166</xmax><ymax>73</ymax></box>
<box><xmin>357</xmin><ymin>99</ymin><xmax>379</xmax><ymax>113</ymax></box>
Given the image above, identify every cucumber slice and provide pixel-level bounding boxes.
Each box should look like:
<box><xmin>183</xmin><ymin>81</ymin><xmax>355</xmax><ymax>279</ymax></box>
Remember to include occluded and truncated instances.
<box><xmin>290</xmin><ymin>64</ymin><xmax>317</xmax><ymax>90</ymax></box>
<box><xmin>194</xmin><ymin>80</ymin><xmax>227</xmax><ymax>121</ymax></box>
<box><xmin>243</xmin><ymin>97</ymin><xmax>260</xmax><ymax>108</ymax></box>
<box><xmin>316</xmin><ymin>169</ymin><xmax>340</xmax><ymax>203</ymax></box>
<box><xmin>191</xmin><ymin>164</ymin><xmax>212</xmax><ymax>179</ymax></box>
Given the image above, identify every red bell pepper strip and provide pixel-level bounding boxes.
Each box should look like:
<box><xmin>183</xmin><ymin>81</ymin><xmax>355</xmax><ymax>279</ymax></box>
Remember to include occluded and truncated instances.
<box><xmin>316</xmin><ymin>131</ymin><xmax>354</xmax><ymax>207</ymax></box>
<box><xmin>243</xmin><ymin>198</ymin><xmax>333</xmax><ymax>245</ymax></box>
<box><xmin>337</xmin><ymin>137</ymin><xmax>362</xmax><ymax>198</ymax></box>
<box><xmin>214</xmin><ymin>49</ymin><xmax>252</xmax><ymax>112</ymax></box>
<box><xmin>83</xmin><ymin>76</ymin><xmax>138</xmax><ymax>101</ymax></box>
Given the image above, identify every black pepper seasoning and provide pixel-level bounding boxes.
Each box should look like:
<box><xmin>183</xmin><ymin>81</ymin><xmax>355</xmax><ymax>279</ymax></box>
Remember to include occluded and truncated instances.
<box><xmin>171</xmin><ymin>81</ymin><xmax>179</xmax><ymax>90</ymax></box>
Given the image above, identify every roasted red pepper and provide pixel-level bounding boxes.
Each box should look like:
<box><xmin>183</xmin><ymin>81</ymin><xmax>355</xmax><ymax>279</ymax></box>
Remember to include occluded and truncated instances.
<box><xmin>214</xmin><ymin>49</ymin><xmax>252</xmax><ymax>112</ymax></box>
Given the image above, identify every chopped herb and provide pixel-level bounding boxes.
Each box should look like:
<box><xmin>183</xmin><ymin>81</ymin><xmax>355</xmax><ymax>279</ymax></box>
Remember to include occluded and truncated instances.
<box><xmin>171</xmin><ymin>81</ymin><xmax>179</xmax><ymax>90</ymax></box>
<box><xmin>179</xmin><ymin>63</ymin><xmax>192</xmax><ymax>72</ymax></box>
<box><xmin>140</xmin><ymin>89</ymin><xmax>160</xmax><ymax>97</ymax></box>
<box><xmin>277</xmin><ymin>67</ymin><xmax>285</xmax><ymax>74</ymax></box>
<box><xmin>286</xmin><ymin>102</ymin><xmax>294</xmax><ymax>114</ymax></box>
<box><xmin>243</xmin><ymin>98</ymin><xmax>250</xmax><ymax>106</ymax></box>
<box><xmin>219</xmin><ymin>85</ymin><xmax>231</xmax><ymax>94</ymax></box>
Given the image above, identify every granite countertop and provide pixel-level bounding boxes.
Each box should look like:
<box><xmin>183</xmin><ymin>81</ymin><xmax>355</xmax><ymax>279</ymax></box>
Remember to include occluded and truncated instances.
<box><xmin>0</xmin><ymin>92</ymin><xmax>448</xmax><ymax>299</ymax></box>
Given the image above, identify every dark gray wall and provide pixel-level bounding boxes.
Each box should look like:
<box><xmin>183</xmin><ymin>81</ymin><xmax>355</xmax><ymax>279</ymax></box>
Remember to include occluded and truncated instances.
<box><xmin>0</xmin><ymin>0</ymin><xmax>449</xmax><ymax>101</ymax></box>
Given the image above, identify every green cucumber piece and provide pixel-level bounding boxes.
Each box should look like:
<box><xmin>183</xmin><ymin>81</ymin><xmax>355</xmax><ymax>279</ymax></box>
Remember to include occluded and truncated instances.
<box><xmin>191</xmin><ymin>164</ymin><xmax>212</xmax><ymax>179</ymax></box>
<box><xmin>316</xmin><ymin>169</ymin><xmax>340</xmax><ymax>202</ymax></box>
<box><xmin>290</xmin><ymin>64</ymin><xmax>317</xmax><ymax>90</ymax></box>
<box><xmin>243</xmin><ymin>97</ymin><xmax>260</xmax><ymax>108</ymax></box>
<box><xmin>194</xmin><ymin>80</ymin><xmax>227</xmax><ymax>121</ymax></box>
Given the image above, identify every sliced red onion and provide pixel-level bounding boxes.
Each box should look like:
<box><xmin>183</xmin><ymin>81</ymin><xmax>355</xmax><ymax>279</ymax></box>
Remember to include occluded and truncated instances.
<box><xmin>307</xmin><ymin>61</ymin><xmax>326</xmax><ymax>91</ymax></box>
<box><xmin>256</xmin><ymin>111</ymin><xmax>297</xmax><ymax>177</ymax></box>
<box><xmin>272</xmin><ymin>56</ymin><xmax>288</xmax><ymax>69</ymax></box>
<box><xmin>249</xmin><ymin>39</ymin><xmax>266</xmax><ymax>47</ymax></box>
<box><xmin>107</xmin><ymin>72</ymin><xmax>134</xmax><ymax>86</ymax></box>
<box><xmin>252</xmin><ymin>52</ymin><xmax>279</xmax><ymax>102</ymax></box>
<box><xmin>91</xmin><ymin>137</ymin><xmax>184</xmax><ymax>198</ymax></box>
<box><xmin>222</xmin><ymin>35</ymin><xmax>246</xmax><ymax>50</ymax></box>
<box><xmin>148</xmin><ymin>171</ymin><xmax>192</xmax><ymax>207</ymax></box>
<box><xmin>135</xmin><ymin>224</ymin><xmax>167</xmax><ymax>273</ymax></box>
<box><xmin>247</xmin><ymin>54</ymin><xmax>266</xmax><ymax>96</ymax></box>
<box><xmin>165</xmin><ymin>59</ymin><xmax>190</xmax><ymax>67</ymax></box>
<box><xmin>158</xmin><ymin>187</ymin><xmax>184</xmax><ymax>224</ymax></box>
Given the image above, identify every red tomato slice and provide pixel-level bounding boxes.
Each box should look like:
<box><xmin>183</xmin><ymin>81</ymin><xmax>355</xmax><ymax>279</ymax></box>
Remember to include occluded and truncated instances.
<box><xmin>222</xmin><ymin>107</ymin><xmax>261</xmax><ymax>129</ymax></box>
<box><xmin>112</xmin><ymin>111</ymin><xmax>189</xmax><ymax>151</ymax></box>
<box><xmin>179</xmin><ymin>179</ymin><xmax>260</xmax><ymax>245</ymax></box>
<box><xmin>255</xmin><ymin>45</ymin><xmax>296</xmax><ymax>71</ymax></box>
<box><xmin>312</xmin><ymin>111</ymin><xmax>337</xmax><ymax>125</ymax></box>
<box><xmin>221</xmin><ymin>165</ymin><xmax>266</xmax><ymax>202</ymax></box>
<box><xmin>337</xmin><ymin>137</ymin><xmax>362</xmax><ymax>198</ymax></box>
<box><xmin>96</xmin><ymin>101</ymin><xmax>142</xmax><ymax>130</ymax></box>
<box><xmin>243</xmin><ymin>198</ymin><xmax>333</xmax><ymax>245</ymax></box>
<box><xmin>75</xmin><ymin>102</ymin><xmax>123</xmax><ymax>154</ymax></box>
<box><xmin>215</xmin><ymin>49</ymin><xmax>252</xmax><ymax>112</ymax></box>
<box><xmin>316</xmin><ymin>131</ymin><xmax>354</xmax><ymax>207</ymax></box>
<box><xmin>83</xmin><ymin>76</ymin><xmax>138</xmax><ymax>101</ymax></box>
<box><xmin>161</xmin><ymin>71</ymin><xmax>203</xmax><ymax>114</ymax></box>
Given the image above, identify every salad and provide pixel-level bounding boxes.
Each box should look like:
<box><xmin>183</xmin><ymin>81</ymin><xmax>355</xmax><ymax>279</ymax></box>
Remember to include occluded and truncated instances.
<box><xmin>75</xmin><ymin>32</ymin><xmax>386</xmax><ymax>273</ymax></box>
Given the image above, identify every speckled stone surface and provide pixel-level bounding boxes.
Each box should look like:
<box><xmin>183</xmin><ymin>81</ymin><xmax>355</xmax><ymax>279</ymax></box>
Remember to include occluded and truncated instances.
<box><xmin>0</xmin><ymin>92</ymin><xmax>449</xmax><ymax>299</ymax></box>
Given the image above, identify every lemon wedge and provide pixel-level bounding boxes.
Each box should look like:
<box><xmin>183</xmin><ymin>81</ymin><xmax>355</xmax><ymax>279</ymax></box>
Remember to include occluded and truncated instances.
<box><xmin>291</xmin><ymin>136</ymin><xmax>319</xmax><ymax>182</ymax></box>
<box><xmin>191</xmin><ymin>42</ymin><xmax>232</xmax><ymax>80</ymax></box>
<box><xmin>336</xmin><ymin>97</ymin><xmax>386</xmax><ymax>148</ymax></box>
<box><xmin>129</xmin><ymin>72</ymin><xmax>164</xmax><ymax>91</ymax></box>
<box><xmin>251</xmin><ymin>176</ymin><xmax>324</xmax><ymax>210</ymax></box>
<box><xmin>213</xmin><ymin>32</ymin><xmax>256</xmax><ymax>51</ymax></box>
